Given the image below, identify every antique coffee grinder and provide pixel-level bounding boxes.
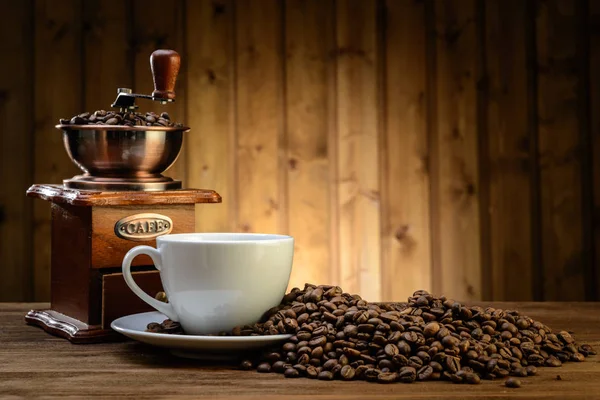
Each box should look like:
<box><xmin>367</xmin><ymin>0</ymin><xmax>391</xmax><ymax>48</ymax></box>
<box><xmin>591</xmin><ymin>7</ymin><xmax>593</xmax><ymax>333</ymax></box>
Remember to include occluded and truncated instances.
<box><xmin>25</xmin><ymin>49</ymin><xmax>221</xmax><ymax>343</ymax></box>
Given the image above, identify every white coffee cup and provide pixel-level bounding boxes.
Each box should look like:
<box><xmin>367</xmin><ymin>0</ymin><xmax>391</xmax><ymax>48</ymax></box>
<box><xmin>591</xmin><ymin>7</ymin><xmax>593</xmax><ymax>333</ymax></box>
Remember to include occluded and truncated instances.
<box><xmin>121</xmin><ymin>232</ymin><xmax>294</xmax><ymax>335</ymax></box>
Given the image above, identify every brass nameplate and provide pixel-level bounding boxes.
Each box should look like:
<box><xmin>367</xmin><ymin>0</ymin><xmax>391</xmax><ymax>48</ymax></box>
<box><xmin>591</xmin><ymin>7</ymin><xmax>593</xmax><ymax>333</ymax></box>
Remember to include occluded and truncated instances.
<box><xmin>114</xmin><ymin>213</ymin><xmax>173</xmax><ymax>241</ymax></box>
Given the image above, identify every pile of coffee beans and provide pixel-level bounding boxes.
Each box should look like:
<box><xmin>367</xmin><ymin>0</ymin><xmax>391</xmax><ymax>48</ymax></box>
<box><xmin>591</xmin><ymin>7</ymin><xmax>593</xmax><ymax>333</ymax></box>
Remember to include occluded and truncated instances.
<box><xmin>147</xmin><ymin>285</ymin><xmax>596</xmax><ymax>385</ymax></box>
<box><xmin>59</xmin><ymin>110</ymin><xmax>184</xmax><ymax>128</ymax></box>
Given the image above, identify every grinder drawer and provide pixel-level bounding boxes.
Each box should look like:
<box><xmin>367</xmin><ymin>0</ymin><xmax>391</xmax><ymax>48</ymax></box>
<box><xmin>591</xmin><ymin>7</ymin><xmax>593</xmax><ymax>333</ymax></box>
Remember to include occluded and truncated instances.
<box><xmin>102</xmin><ymin>270</ymin><xmax>164</xmax><ymax>329</ymax></box>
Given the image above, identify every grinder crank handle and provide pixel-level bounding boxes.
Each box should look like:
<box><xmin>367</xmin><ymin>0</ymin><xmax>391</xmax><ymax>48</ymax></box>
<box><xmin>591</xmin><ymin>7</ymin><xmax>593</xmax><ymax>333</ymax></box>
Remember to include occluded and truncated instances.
<box><xmin>150</xmin><ymin>49</ymin><xmax>181</xmax><ymax>101</ymax></box>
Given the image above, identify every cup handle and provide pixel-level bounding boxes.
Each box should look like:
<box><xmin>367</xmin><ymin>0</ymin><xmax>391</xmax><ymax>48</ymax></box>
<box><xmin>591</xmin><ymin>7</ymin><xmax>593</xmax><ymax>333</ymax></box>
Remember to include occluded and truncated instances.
<box><xmin>122</xmin><ymin>245</ymin><xmax>179</xmax><ymax>322</ymax></box>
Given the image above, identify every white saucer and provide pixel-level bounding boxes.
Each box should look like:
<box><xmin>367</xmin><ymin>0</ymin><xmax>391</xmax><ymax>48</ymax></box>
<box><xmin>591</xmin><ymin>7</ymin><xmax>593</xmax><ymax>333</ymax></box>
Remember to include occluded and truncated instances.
<box><xmin>111</xmin><ymin>311</ymin><xmax>292</xmax><ymax>360</ymax></box>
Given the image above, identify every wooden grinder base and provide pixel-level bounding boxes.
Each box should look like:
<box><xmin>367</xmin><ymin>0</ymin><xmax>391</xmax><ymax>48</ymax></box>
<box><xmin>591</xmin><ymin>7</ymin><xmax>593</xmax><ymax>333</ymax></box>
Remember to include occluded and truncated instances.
<box><xmin>25</xmin><ymin>309</ymin><xmax>121</xmax><ymax>344</ymax></box>
<box><xmin>25</xmin><ymin>184</ymin><xmax>221</xmax><ymax>344</ymax></box>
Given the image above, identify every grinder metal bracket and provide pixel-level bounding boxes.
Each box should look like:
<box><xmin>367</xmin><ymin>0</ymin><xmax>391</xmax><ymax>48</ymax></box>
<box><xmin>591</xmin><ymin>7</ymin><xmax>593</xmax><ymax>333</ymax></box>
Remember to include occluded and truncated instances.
<box><xmin>110</xmin><ymin>49</ymin><xmax>180</xmax><ymax>112</ymax></box>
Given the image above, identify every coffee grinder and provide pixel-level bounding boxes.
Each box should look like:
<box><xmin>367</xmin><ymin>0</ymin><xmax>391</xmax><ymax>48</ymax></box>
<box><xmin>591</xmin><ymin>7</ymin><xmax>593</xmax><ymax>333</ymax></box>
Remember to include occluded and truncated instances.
<box><xmin>25</xmin><ymin>49</ymin><xmax>221</xmax><ymax>343</ymax></box>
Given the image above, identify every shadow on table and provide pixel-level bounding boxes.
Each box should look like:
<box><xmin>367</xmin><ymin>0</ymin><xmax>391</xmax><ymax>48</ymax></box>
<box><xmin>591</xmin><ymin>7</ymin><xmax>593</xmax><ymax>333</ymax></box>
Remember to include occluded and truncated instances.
<box><xmin>113</xmin><ymin>339</ymin><xmax>265</xmax><ymax>370</ymax></box>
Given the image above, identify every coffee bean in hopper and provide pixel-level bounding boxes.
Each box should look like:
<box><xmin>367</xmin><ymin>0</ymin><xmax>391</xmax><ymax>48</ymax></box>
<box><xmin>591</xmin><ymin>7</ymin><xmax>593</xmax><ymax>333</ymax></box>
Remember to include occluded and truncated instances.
<box><xmin>59</xmin><ymin>110</ymin><xmax>184</xmax><ymax>128</ymax></box>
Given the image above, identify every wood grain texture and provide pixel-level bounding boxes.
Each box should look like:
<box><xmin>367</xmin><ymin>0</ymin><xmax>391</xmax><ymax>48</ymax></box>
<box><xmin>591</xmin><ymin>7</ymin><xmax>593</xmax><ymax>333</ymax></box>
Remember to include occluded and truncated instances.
<box><xmin>102</xmin><ymin>271</ymin><xmax>163</xmax><ymax>328</ymax></box>
<box><xmin>33</xmin><ymin>0</ymin><xmax>83</xmax><ymax>301</ymax></box>
<box><xmin>235</xmin><ymin>0</ymin><xmax>285</xmax><ymax>235</ymax></box>
<box><xmin>591</xmin><ymin>0</ymin><xmax>600</xmax><ymax>301</ymax></box>
<box><xmin>536</xmin><ymin>0</ymin><xmax>587</xmax><ymax>300</ymax></box>
<box><xmin>3</xmin><ymin>0</ymin><xmax>600</xmax><ymax>303</ymax></box>
<box><xmin>26</xmin><ymin>185</ymin><xmax>220</xmax><ymax>206</ymax></box>
<box><xmin>132</xmin><ymin>0</ymin><xmax>187</xmax><ymax>184</ymax></box>
<box><xmin>24</xmin><ymin>308</ymin><xmax>121</xmax><ymax>344</ymax></box>
<box><xmin>186</xmin><ymin>0</ymin><xmax>235</xmax><ymax>233</ymax></box>
<box><xmin>0</xmin><ymin>0</ymin><xmax>33</xmax><ymax>301</ymax></box>
<box><xmin>380</xmin><ymin>0</ymin><xmax>431</xmax><ymax>302</ymax></box>
<box><xmin>50</xmin><ymin>203</ymin><xmax>92</xmax><ymax>324</ymax></box>
<box><xmin>83</xmin><ymin>0</ymin><xmax>132</xmax><ymax>112</ymax></box>
<box><xmin>484</xmin><ymin>0</ymin><xmax>534</xmax><ymax>301</ymax></box>
<box><xmin>335</xmin><ymin>0</ymin><xmax>381</xmax><ymax>302</ymax></box>
<box><xmin>431</xmin><ymin>0</ymin><xmax>482</xmax><ymax>301</ymax></box>
<box><xmin>4</xmin><ymin>302</ymin><xmax>600</xmax><ymax>398</ymax></box>
<box><xmin>91</xmin><ymin>205</ymin><xmax>194</xmax><ymax>269</ymax></box>
<box><xmin>285</xmin><ymin>0</ymin><xmax>334</xmax><ymax>291</ymax></box>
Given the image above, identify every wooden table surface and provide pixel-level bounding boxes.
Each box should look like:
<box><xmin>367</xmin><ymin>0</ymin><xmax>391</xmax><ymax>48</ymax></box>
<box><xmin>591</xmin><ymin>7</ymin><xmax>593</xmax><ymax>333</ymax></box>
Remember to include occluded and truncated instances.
<box><xmin>1</xmin><ymin>302</ymin><xmax>600</xmax><ymax>399</ymax></box>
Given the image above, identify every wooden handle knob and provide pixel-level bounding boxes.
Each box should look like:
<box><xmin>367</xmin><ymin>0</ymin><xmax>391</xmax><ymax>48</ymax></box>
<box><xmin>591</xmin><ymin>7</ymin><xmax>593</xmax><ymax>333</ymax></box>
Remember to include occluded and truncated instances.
<box><xmin>150</xmin><ymin>49</ymin><xmax>181</xmax><ymax>100</ymax></box>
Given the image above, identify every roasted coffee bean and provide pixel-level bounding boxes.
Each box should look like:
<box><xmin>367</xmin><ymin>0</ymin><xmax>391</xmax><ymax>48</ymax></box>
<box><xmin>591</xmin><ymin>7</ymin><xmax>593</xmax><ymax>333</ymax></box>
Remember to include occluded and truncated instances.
<box><xmin>309</xmin><ymin>336</ymin><xmax>327</xmax><ymax>347</ymax></box>
<box><xmin>265</xmin><ymin>352</ymin><xmax>281</xmax><ymax>363</ymax></box>
<box><xmin>284</xmin><ymin>368</ymin><xmax>300</xmax><ymax>378</ymax></box>
<box><xmin>354</xmin><ymin>365</ymin><xmax>369</xmax><ymax>379</ymax></box>
<box><xmin>377</xmin><ymin>372</ymin><xmax>398</xmax><ymax>384</ymax></box>
<box><xmin>361</xmin><ymin>354</ymin><xmax>377</xmax><ymax>364</ymax></box>
<box><xmin>145</xmin><ymin>322</ymin><xmax>161</xmax><ymax>333</ymax></box>
<box><xmin>343</xmin><ymin>347</ymin><xmax>361</xmax><ymax>358</ymax></box>
<box><xmin>580</xmin><ymin>344</ymin><xmax>597</xmax><ymax>355</ymax></box>
<box><xmin>340</xmin><ymin>365</ymin><xmax>355</xmax><ymax>380</ymax></box>
<box><xmin>429</xmin><ymin>361</ymin><xmax>443</xmax><ymax>373</ymax></box>
<box><xmin>446</xmin><ymin>356</ymin><xmax>461</xmax><ymax>374</ymax></box>
<box><xmin>571</xmin><ymin>352</ymin><xmax>585</xmax><ymax>362</ymax></box>
<box><xmin>311</xmin><ymin>346</ymin><xmax>324</xmax><ymax>359</ymax></box>
<box><xmin>465</xmin><ymin>372</ymin><xmax>481</xmax><ymax>384</ymax></box>
<box><xmin>384</xmin><ymin>344</ymin><xmax>399</xmax><ymax>357</ymax></box>
<box><xmin>331</xmin><ymin>364</ymin><xmax>343</xmax><ymax>376</ymax></box>
<box><xmin>545</xmin><ymin>356</ymin><xmax>562</xmax><ymax>367</ymax></box>
<box><xmin>557</xmin><ymin>331</ymin><xmax>574</xmax><ymax>344</ymax></box>
<box><xmin>317</xmin><ymin>371</ymin><xmax>334</xmax><ymax>380</ymax></box>
<box><xmin>372</xmin><ymin>334</ymin><xmax>387</xmax><ymax>346</ymax></box>
<box><xmin>378</xmin><ymin>359</ymin><xmax>394</xmax><ymax>370</ymax></box>
<box><xmin>527</xmin><ymin>354</ymin><xmax>544</xmax><ymax>366</ymax></box>
<box><xmin>392</xmin><ymin>354</ymin><xmax>409</xmax><ymax>367</ymax></box>
<box><xmin>323</xmin><ymin>359</ymin><xmax>338</xmax><ymax>371</ymax></box>
<box><xmin>505</xmin><ymin>378</ymin><xmax>522</xmax><ymax>388</ymax></box>
<box><xmin>298</xmin><ymin>354</ymin><xmax>310</xmax><ymax>365</ymax></box>
<box><xmin>402</xmin><ymin>331</ymin><xmax>419</xmax><ymax>343</ymax></box>
<box><xmin>358</xmin><ymin>324</ymin><xmax>375</xmax><ymax>333</ymax></box>
<box><xmin>417</xmin><ymin>365</ymin><xmax>433</xmax><ymax>381</ymax></box>
<box><xmin>397</xmin><ymin>341</ymin><xmax>412</xmax><ymax>355</ymax></box>
<box><xmin>416</xmin><ymin>351</ymin><xmax>431</xmax><ymax>364</ymax></box>
<box><xmin>398</xmin><ymin>367</ymin><xmax>417</xmax><ymax>383</ymax></box>
<box><xmin>282</xmin><ymin>342</ymin><xmax>296</xmax><ymax>352</ymax></box>
<box><xmin>334</xmin><ymin>340</ymin><xmax>355</xmax><ymax>349</ymax></box>
<box><xmin>286</xmin><ymin>352</ymin><xmax>298</xmax><ymax>364</ymax></box>
<box><xmin>497</xmin><ymin>359</ymin><xmax>510</xmax><ymax>370</ymax></box>
<box><xmin>257</xmin><ymin>363</ymin><xmax>271</xmax><ymax>373</ymax></box>
<box><xmin>423</xmin><ymin>322</ymin><xmax>440</xmax><ymax>337</ymax></box>
<box><xmin>239</xmin><ymin>360</ymin><xmax>253</xmax><ymax>370</ymax></box>
<box><xmin>364</xmin><ymin>368</ymin><xmax>380</xmax><ymax>382</ymax></box>
<box><xmin>306</xmin><ymin>366</ymin><xmax>319</xmax><ymax>378</ymax></box>
<box><xmin>408</xmin><ymin>356</ymin><xmax>424</xmax><ymax>369</ymax></box>
<box><xmin>297</xmin><ymin>346</ymin><xmax>311</xmax><ymax>357</ymax></box>
<box><xmin>442</xmin><ymin>335</ymin><xmax>460</xmax><ymax>348</ymax></box>
<box><xmin>497</xmin><ymin>369</ymin><xmax>510</xmax><ymax>379</ymax></box>
<box><xmin>271</xmin><ymin>361</ymin><xmax>286</xmax><ymax>373</ymax></box>
<box><xmin>452</xmin><ymin>370</ymin><xmax>467</xmax><ymax>384</ymax></box>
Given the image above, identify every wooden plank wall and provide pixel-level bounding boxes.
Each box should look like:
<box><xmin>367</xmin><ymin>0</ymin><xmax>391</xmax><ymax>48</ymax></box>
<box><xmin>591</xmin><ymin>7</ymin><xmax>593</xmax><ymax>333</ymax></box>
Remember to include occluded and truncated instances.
<box><xmin>0</xmin><ymin>0</ymin><xmax>599</xmax><ymax>303</ymax></box>
<box><xmin>0</xmin><ymin>0</ymin><xmax>33</xmax><ymax>301</ymax></box>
